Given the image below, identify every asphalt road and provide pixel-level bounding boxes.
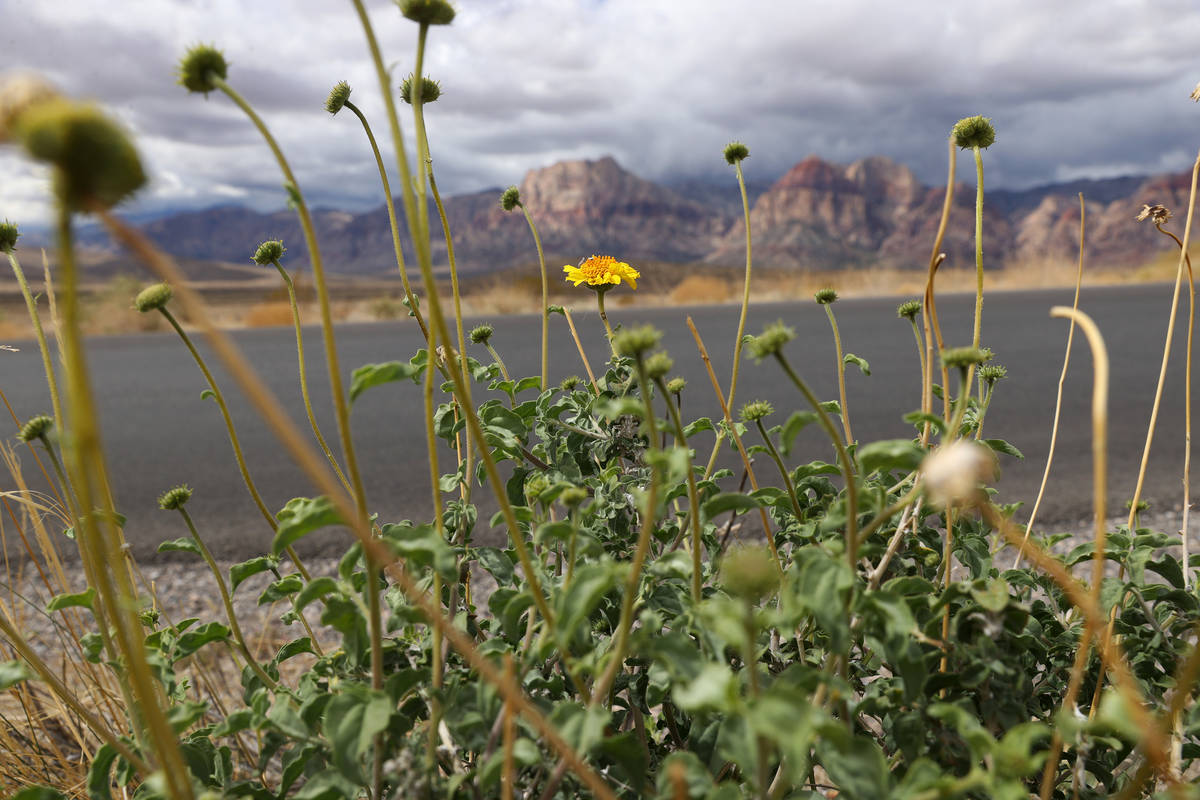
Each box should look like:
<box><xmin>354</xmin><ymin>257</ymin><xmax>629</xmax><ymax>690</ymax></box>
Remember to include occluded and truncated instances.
<box><xmin>2</xmin><ymin>283</ymin><xmax>1194</xmax><ymax>561</ymax></box>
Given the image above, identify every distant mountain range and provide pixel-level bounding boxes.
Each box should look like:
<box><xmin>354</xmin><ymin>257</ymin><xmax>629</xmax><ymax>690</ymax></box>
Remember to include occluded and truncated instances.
<box><xmin>63</xmin><ymin>154</ymin><xmax>1199</xmax><ymax>278</ymax></box>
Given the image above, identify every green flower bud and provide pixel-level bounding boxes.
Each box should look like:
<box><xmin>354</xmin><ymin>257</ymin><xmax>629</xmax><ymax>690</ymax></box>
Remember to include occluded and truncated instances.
<box><xmin>979</xmin><ymin>347</ymin><xmax>995</xmax><ymax>362</ymax></box>
<box><xmin>897</xmin><ymin>300</ymin><xmax>921</xmax><ymax>321</ymax></box>
<box><xmin>723</xmin><ymin>141</ymin><xmax>749</xmax><ymax>165</ymax></box>
<box><xmin>1126</xmin><ymin>498</ymin><xmax>1150</xmax><ymax>512</ymax></box>
<box><xmin>940</xmin><ymin>346</ymin><xmax>989</xmax><ymax>370</ymax></box>
<box><xmin>252</xmin><ymin>240</ymin><xmax>285</xmax><ymax>265</ymax></box>
<box><xmin>645</xmin><ymin>351</ymin><xmax>673</xmax><ymax>380</ymax></box>
<box><xmin>721</xmin><ymin>545</ymin><xmax>779</xmax><ymax>603</ymax></box>
<box><xmin>499</xmin><ymin>186</ymin><xmax>521</xmax><ymax>212</ymax></box>
<box><xmin>17</xmin><ymin>414</ymin><xmax>52</xmax><ymax>443</ymax></box>
<box><xmin>177</xmin><ymin>44</ymin><xmax>228</xmax><ymax>96</ymax></box>
<box><xmin>547</xmin><ymin>304</ymin><xmax>565</xmax><ymax>316</ymax></box>
<box><xmin>0</xmin><ymin>220</ymin><xmax>18</xmax><ymax>253</ymax></box>
<box><xmin>979</xmin><ymin>364</ymin><xmax>1007</xmax><ymax>385</ymax></box>
<box><xmin>666</xmin><ymin>377</ymin><xmax>686</xmax><ymax>394</ymax></box>
<box><xmin>469</xmin><ymin>324</ymin><xmax>494</xmax><ymax>344</ymax></box>
<box><xmin>398</xmin><ymin>0</ymin><xmax>456</xmax><ymax>25</ymax></box>
<box><xmin>613</xmin><ymin>324</ymin><xmax>662</xmax><ymax>357</ymax></box>
<box><xmin>15</xmin><ymin>98</ymin><xmax>146</xmax><ymax>212</ymax></box>
<box><xmin>400</xmin><ymin>74</ymin><xmax>442</xmax><ymax>104</ymax></box>
<box><xmin>158</xmin><ymin>485</ymin><xmax>193</xmax><ymax>511</ymax></box>
<box><xmin>740</xmin><ymin>400</ymin><xmax>773</xmax><ymax>423</ymax></box>
<box><xmin>559</xmin><ymin>375</ymin><xmax>582</xmax><ymax>391</ymax></box>
<box><xmin>951</xmin><ymin>115</ymin><xmax>996</xmax><ymax>150</ymax></box>
<box><xmin>748</xmin><ymin>321</ymin><xmax>795</xmax><ymax>360</ymax></box>
<box><xmin>325</xmin><ymin>81</ymin><xmax>351</xmax><ymax>115</ymax></box>
<box><xmin>559</xmin><ymin>486</ymin><xmax>588</xmax><ymax>509</ymax></box>
<box><xmin>134</xmin><ymin>282</ymin><xmax>173</xmax><ymax>313</ymax></box>
<box><xmin>814</xmin><ymin>287</ymin><xmax>838</xmax><ymax>305</ymax></box>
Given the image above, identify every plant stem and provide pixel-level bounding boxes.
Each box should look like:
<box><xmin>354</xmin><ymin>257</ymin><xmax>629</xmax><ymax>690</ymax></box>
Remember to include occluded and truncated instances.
<box><xmin>423</xmin><ymin>320</ymin><xmax>447</xmax><ymax>774</ymax></box>
<box><xmin>920</xmin><ymin>139</ymin><xmax>957</xmax><ymax>446</ymax></box>
<box><xmin>176</xmin><ymin>507</ymin><xmax>278</xmax><ymax>691</ymax></box>
<box><xmin>485</xmin><ymin>342</ymin><xmax>512</xmax><ymax>382</ymax></box>
<box><xmin>7</xmin><ymin>252</ymin><xmax>63</xmax><ymax>431</ymax></box>
<box><xmin>753</xmin><ymin>419</ymin><xmax>804</xmax><ymax>522</ymax></box>
<box><xmin>971</xmin><ymin>145</ymin><xmax>985</xmax><ymax>350</ymax></box>
<box><xmin>822</xmin><ymin>303</ymin><xmax>854</xmax><ymax>446</ymax></box>
<box><xmin>562</xmin><ymin>308</ymin><xmax>599</xmax><ymax>394</ymax></box>
<box><xmin>1013</xmin><ymin>194</ymin><xmax>1086</xmax><ymax>568</ymax></box>
<box><xmin>775</xmin><ymin>354</ymin><xmax>858</xmax><ymax>566</ymax></box>
<box><xmin>56</xmin><ymin>206</ymin><xmax>194</xmax><ymax>800</ymax></box>
<box><xmin>657</xmin><ymin>375</ymin><xmax>705</xmax><ymax>603</ymax></box>
<box><xmin>596</xmin><ymin>289</ymin><xmax>616</xmax><ymax>356</ymax></box>
<box><xmin>518</xmin><ymin>203</ymin><xmax>550</xmax><ymax>391</ymax></box>
<box><xmin>269</xmin><ymin>259</ymin><xmax>352</xmax><ymax>495</ymax></box>
<box><xmin>343</xmin><ymin>99</ymin><xmax>429</xmax><ymax>342</ymax></box>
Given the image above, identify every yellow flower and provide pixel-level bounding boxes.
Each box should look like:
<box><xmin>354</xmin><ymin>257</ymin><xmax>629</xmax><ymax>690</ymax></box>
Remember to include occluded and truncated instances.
<box><xmin>563</xmin><ymin>255</ymin><xmax>640</xmax><ymax>290</ymax></box>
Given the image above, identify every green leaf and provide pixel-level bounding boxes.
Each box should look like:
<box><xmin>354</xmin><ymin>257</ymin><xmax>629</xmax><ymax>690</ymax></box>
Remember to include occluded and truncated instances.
<box><xmin>0</xmin><ymin>660</ymin><xmax>34</xmax><ymax>690</ymax></box>
<box><xmin>325</xmin><ymin>688</ymin><xmax>394</xmax><ymax>783</ymax></box>
<box><xmin>349</xmin><ymin>361</ymin><xmax>420</xmax><ymax>403</ymax></box>
<box><xmin>277</xmin><ymin>637</ymin><xmax>316</xmax><ymax>663</ymax></box>
<box><xmin>295</xmin><ymin>576</ymin><xmax>340</xmax><ymax>613</ymax></box>
<box><xmin>46</xmin><ymin>587</ymin><xmax>96</xmax><ymax>613</ymax></box>
<box><xmin>555</xmin><ymin>561</ymin><xmax>622</xmax><ymax>642</ymax></box>
<box><xmin>701</xmin><ymin>491</ymin><xmax>762</xmax><ymax>522</ymax></box>
<box><xmin>273</xmin><ymin>496</ymin><xmax>344</xmax><ymax>555</ymax></box>
<box><xmin>857</xmin><ymin>439</ymin><xmax>924</xmax><ymax>475</ymax></box>
<box><xmin>86</xmin><ymin>743</ymin><xmax>120</xmax><ymax>800</ymax></box>
<box><xmin>175</xmin><ymin>621</ymin><xmax>230</xmax><ymax>659</ymax></box>
<box><xmin>200</xmin><ymin>389</ymin><xmax>215</xmax><ymax>401</ymax></box>
<box><xmin>475</xmin><ymin>546</ymin><xmax>515</xmax><ymax>586</ymax></box>
<box><xmin>779</xmin><ymin>411</ymin><xmax>819</xmax><ymax>456</ymax></box>
<box><xmin>157</xmin><ymin>536</ymin><xmax>202</xmax><ymax>556</ymax></box>
<box><xmin>230</xmin><ymin>556</ymin><xmax>277</xmax><ymax>592</ymax></box>
<box><xmin>683</xmin><ymin>417</ymin><xmax>715</xmax><ymax>437</ymax></box>
<box><xmin>380</xmin><ymin>523</ymin><xmax>458</xmax><ymax>582</ymax></box>
<box><xmin>843</xmin><ymin>352</ymin><xmax>871</xmax><ymax>376</ymax></box>
<box><xmin>904</xmin><ymin>410</ymin><xmax>947</xmax><ymax>435</ymax></box>
<box><xmin>259</xmin><ymin>574</ymin><xmax>305</xmax><ymax>606</ymax></box>
<box><xmin>983</xmin><ymin>438</ymin><xmax>1024</xmax><ymax>460</ymax></box>
<box><xmin>12</xmin><ymin>788</ymin><xmax>69</xmax><ymax>800</ymax></box>
<box><xmin>673</xmin><ymin>662</ymin><xmax>737</xmax><ymax>713</ymax></box>
<box><xmin>815</xmin><ymin>730</ymin><xmax>893</xmax><ymax>800</ymax></box>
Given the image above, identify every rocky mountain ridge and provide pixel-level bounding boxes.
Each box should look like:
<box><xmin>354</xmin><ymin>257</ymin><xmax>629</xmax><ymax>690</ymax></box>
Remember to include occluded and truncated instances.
<box><xmin>71</xmin><ymin>155</ymin><xmax>1194</xmax><ymax>277</ymax></box>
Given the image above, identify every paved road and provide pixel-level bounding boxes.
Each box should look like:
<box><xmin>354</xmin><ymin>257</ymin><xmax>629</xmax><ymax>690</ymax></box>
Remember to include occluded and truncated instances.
<box><xmin>2</xmin><ymin>283</ymin><xmax>1193</xmax><ymax>561</ymax></box>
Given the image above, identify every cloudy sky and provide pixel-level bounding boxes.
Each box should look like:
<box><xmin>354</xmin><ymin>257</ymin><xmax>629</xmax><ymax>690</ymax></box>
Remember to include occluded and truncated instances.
<box><xmin>3</xmin><ymin>0</ymin><xmax>1200</xmax><ymax>227</ymax></box>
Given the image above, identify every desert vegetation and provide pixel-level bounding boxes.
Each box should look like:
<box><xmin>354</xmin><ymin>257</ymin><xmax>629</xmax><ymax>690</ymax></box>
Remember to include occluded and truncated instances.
<box><xmin>2</xmin><ymin>2</ymin><xmax>1200</xmax><ymax>799</ymax></box>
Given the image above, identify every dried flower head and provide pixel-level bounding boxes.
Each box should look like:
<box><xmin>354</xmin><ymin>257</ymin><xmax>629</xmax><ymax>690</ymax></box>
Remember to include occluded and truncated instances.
<box><xmin>158</xmin><ymin>485</ymin><xmax>193</xmax><ymax>511</ymax></box>
<box><xmin>400</xmin><ymin>74</ymin><xmax>442</xmax><ymax>104</ymax></box>
<box><xmin>398</xmin><ymin>0</ymin><xmax>456</xmax><ymax>25</ymax></box>
<box><xmin>499</xmin><ymin>186</ymin><xmax>522</xmax><ymax>212</ymax></box>
<box><xmin>325</xmin><ymin>81</ymin><xmax>352</xmax><ymax>115</ymax></box>
<box><xmin>952</xmin><ymin>115</ymin><xmax>996</xmax><ymax>149</ymax></box>
<box><xmin>897</xmin><ymin>299</ymin><xmax>921</xmax><ymax>321</ymax></box>
<box><xmin>252</xmin><ymin>240</ymin><xmax>285</xmax><ymax>265</ymax></box>
<box><xmin>940</xmin><ymin>346</ymin><xmax>989</xmax><ymax>370</ymax></box>
<box><xmin>0</xmin><ymin>220</ymin><xmax>18</xmax><ymax>253</ymax></box>
<box><xmin>666</xmin><ymin>377</ymin><xmax>686</xmax><ymax>394</ymax></box>
<box><xmin>15</xmin><ymin>99</ymin><xmax>147</xmax><ymax>211</ymax></box>
<box><xmin>469</xmin><ymin>324</ymin><xmax>494</xmax><ymax>345</ymax></box>
<box><xmin>613</xmin><ymin>324</ymin><xmax>662</xmax><ymax>357</ymax></box>
<box><xmin>177</xmin><ymin>44</ymin><xmax>228</xmax><ymax>96</ymax></box>
<box><xmin>748</xmin><ymin>321</ymin><xmax>795</xmax><ymax>360</ymax></box>
<box><xmin>1136</xmin><ymin>204</ymin><xmax>1172</xmax><ymax>225</ymax></box>
<box><xmin>1192</xmin><ymin>82</ymin><xmax>1200</xmax><ymax>103</ymax></box>
<box><xmin>740</xmin><ymin>400</ymin><xmax>773</xmax><ymax>423</ymax></box>
<box><xmin>17</xmin><ymin>414</ymin><xmax>53</xmax><ymax>443</ymax></box>
<box><xmin>134</xmin><ymin>282</ymin><xmax>173</xmax><ymax>313</ymax></box>
<box><xmin>721</xmin><ymin>545</ymin><xmax>779</xmax><ymax>603</ymax></box>
<box><xmin>814</xmin><ymin>287</ymin><xmax>838</xmax><ymax>305</ymax></box>
<box><xmin>0</xmin><ymin>75</ymin><xmax>61</xmax><ymax>143</ymax></box>
<box><xmin>922</xmin><ymin>439</ymin><xmax>996</xmax><ymax>507</ymax></box>
<box><xmin>563</xmin><ymin>255</ymin><xmax>640</xmax><ymax>291</ymax></box>
<box><xmin>644</xmin><ymin>351</ymin><xmax>674</xmax><ymax>380</ymax></box>
<box><xmin>723</xmin><ymin>141</ymin><xmax>750</xmax><ymax>165</ymax></box>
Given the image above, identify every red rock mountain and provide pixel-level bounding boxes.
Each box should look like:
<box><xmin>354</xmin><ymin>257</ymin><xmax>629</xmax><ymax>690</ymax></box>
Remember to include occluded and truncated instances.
<box><xmin>112</xmin><ymin>155</ymin><xmax>1190</xmax><ymax>276</ymax></box>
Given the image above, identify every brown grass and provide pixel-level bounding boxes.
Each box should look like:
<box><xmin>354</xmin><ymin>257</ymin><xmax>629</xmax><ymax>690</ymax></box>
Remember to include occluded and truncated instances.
<box><xmin>669</xmin><ymin>274</ymin><xmax>732</xmax><ymax>305</ymax></box>
<box><xmin>243</xmin><ymin>301</ymin><xmax>296</xmax><ymax>328</ymax></box>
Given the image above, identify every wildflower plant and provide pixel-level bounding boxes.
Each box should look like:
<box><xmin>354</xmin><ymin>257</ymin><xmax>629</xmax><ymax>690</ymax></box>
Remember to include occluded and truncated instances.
<box><xmin>3</xmin><ymin>10</ymin><xmax>1200</xmax><ymax>800</ymax></box>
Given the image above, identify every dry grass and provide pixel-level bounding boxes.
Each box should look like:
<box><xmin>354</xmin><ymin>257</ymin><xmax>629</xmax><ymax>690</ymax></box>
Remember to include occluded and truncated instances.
<box><xmin>243</xmin><ymin>300</ymin><xmax>296</xmax><ymax>328</ymax></box>
<box><xmin>669</xmin><ymin>274</ymin><xmax>733</xmax><ymax>305</ymax></box>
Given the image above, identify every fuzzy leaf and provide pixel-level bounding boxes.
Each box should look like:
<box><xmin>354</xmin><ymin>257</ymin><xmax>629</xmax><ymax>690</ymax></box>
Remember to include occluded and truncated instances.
<box><xmin>858</xmin><ymin>439</ymin><xmax>924</xmax><ymax>475</ymax></box>
<box><xmin>46</xmin><ymin>587</ymin><xmax>96</xmax><ymax>613</ymax></box>
<box><xmin>0</xmin><ymin>660</ymin><xmax>34</xmax><ymax>691</ymax></box>
<box><xmin>843</xmin><ymin>352</ymin><xmax>871</xmax><ymax>376</ymax></box>
<box><xmin>273</xmin><ymin>496</ymin><xmax>344</xmax><ymax>555</ymax></box>
<box><xmin>157</xmin><ymin>536</ymin><xmax>202</xmax><ymax>556</ymax></box>
<box><xmin>349</xmin><ymin>361</ymin><xmax>420</xmax><ymax>403</ymax></box>
<box><xmin>230</xmin><ymin>556</ymin><xmax>277</xmax><ymax>592</ymax></box>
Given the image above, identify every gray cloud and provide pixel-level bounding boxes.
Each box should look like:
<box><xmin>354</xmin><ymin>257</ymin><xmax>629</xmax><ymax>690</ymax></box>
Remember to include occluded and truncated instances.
<box><xmin>3</xmin><ymin>0</ymin><xmax>1200</xmax><ymax>227</ymax></box>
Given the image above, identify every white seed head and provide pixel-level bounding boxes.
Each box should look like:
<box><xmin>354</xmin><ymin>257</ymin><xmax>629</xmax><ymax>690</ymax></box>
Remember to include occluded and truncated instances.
<box><xmin>921</xmin><ymin>440</ymin><xmax>996</xmax><ymax>507</ymax></box>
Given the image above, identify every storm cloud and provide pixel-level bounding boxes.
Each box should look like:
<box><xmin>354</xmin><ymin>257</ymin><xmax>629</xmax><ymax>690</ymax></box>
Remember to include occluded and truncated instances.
<box><xmin>2</xmin><ymin>0</ymin><xmax>1199</xmax><ymax>225</ymax></box>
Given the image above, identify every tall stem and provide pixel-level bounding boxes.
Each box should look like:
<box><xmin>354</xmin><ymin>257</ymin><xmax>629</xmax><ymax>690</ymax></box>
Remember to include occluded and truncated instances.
<box><xmin>753</xmin><ymin>419</ymin><xmax>804</xmax><ymax>523</ymax></box>
<box><xmin>56</xmin><ymin>207</ymin><xmax>194</xmax><ymax>800</ymax></box>
<box><xmin>344</xmin><ymin>99</ymin><xmax>429</xmax><ymax>342</ymax></box>
<box><xmin>7</xmin><ymin>253</ymin><xmax>62</xmax><ymax>430</ymax></box>
<box><xmin>657</xmin><ymin>376</ymin><xmax>705</xmax><ymax>603</ymax></box>
<box><xmin>270</xmin><ymin>259</ymin><xmax>352</xmax><ymax>495</ymax></box>
<box><xmin>518</xmin><ymin>204</ymin><xmax>550</xmax><ymax>391</ymax></box>
<box><xmin>971</xmin><ymin>145</ymin><xmax>985</xmax><ymax>350</ymax></box>
<box><xmin>596</xmin><ymin>289</ymin><xmax>616</xmax><ymax>356</ymax></box>
<box><xmin>823</xmin><ymin>304</ymin><xmax>853</xmax><ymax>445</ymax></box>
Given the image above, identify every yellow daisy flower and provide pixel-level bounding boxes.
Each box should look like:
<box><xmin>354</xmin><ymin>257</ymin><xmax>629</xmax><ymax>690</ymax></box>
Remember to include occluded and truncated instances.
<box><xmin>562</xmin><ymin>255</ymin><xmax>640</xmax><ymax>290</ymax></box>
